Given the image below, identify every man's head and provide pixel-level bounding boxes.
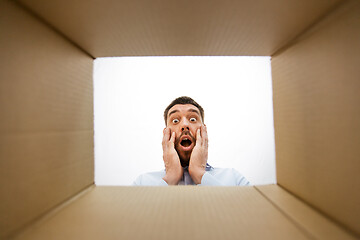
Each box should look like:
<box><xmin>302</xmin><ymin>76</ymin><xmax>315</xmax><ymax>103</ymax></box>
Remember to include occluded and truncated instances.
<box><xmin>164</xmin><ymin>96</ymin><xmax>205</xmax><ymax>165</ymax></box>
<box><xmin>164</xmin><ymin>96</ymin><xmax>204</xmax><ymax>125</ymax></box>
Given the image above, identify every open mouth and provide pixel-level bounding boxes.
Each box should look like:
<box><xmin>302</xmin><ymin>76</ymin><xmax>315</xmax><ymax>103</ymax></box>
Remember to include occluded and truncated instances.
<box><xmin>179</xmin><ymin>135</ymin><xmax>194</xmax><ymax>151</ymax></box>
<box><xmin>180</xmin><ymin>138</ymin><xmax>192</xmax><ymax>147</ymax></box>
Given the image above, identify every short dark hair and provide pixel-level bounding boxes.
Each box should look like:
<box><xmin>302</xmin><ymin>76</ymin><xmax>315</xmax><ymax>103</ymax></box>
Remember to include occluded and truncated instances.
<box><xmin>164</xmin><ymin>96</ymin><xmax>204</xmax><ymax>125</ymax></box>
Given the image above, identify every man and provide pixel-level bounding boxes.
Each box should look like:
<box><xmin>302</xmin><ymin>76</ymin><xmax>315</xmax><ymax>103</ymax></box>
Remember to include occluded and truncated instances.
<box><xmin>133</xmin><ymin>96</ymin><xmax>250</xmax><ymax>186</ymax></box>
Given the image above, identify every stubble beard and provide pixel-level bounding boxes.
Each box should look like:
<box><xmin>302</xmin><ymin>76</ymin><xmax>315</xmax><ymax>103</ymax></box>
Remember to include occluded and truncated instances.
<box><xmin>176</xmin><ymin>147</ymin><xmax>192</xmax><ymax>167</ymax></box>
<box><xmin>175</xmin><ymin>130</ymin><xmax>195</xmax><ymax>167</ymax></box>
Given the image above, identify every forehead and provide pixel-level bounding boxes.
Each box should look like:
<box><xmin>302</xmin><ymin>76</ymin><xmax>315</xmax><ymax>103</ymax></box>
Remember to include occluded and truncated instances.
<box><xmin>168</xmin><ymin>104</ymin><xmax>200</xmax><ymax>117</ymax></box>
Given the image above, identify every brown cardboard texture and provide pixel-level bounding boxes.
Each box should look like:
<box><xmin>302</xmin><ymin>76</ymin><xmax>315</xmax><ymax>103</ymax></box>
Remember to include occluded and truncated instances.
<box><xmin>1</xmin><ymin>0</ymin><xmax>359</xmax><ymax>239</ymax></box>
<box><xmin>0</xmin><ymin>0</ymin><xmax>94</xmax><ymax>239</ymax></box>
<box><xmin>256</xmin><ymin>185</ymin><xmax>357</xmax><ymax>240</ymax></box>
<box><xmin>272</xmin><ymin>0</ymin><xmax>360</xmax><ymax>234</ymax></box>
<box><xmin>17</xmin><ymin>0</ymin><xmax>341</xmax><ymax>57</ymax></box>
<box><xmin>13</xmin><ymin>187</ymin><xmax>312</xmax><ymax>240</ymax></box>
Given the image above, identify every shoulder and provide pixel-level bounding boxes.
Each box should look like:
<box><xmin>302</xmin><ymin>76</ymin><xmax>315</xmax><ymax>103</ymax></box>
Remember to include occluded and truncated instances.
<box><xmin>132</xmin><ymin>170</ymin><xmax>167</xmax><ymax>186</ymax></box>
<box><xmin>207</xmin><ymin>167</ymin><xmax>250</xmax><ymax>186</ymax></box>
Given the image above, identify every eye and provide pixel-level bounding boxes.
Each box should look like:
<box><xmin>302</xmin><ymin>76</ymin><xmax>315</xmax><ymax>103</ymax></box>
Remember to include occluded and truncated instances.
<box><xmin>190</xmin><ymin>117</ymin><xmax>197</xmax><ymax>122</ymax></box>
<box><xmin>172</xmin><ymin>119</ymin><xmax>179</xmax><ymax>124</ymax></box>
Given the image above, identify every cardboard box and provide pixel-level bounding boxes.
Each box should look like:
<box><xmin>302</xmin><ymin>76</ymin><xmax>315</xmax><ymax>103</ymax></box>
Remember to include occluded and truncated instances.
<box><xmin>0</xmin><ymin>0</ymin><xmax>359</xmax><ymax>239</ymax></box>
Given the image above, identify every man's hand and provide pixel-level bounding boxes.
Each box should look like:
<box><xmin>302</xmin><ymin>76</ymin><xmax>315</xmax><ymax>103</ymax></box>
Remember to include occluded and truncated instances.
<box><xmin>189</xmin><ymin>125</ymin><xmax>208</xmax><ymax>184</ymax></box>
<box><xmin>162</xmin><ymin>128</ymin><xmax>183</xmax><ymax>185</ymax></box>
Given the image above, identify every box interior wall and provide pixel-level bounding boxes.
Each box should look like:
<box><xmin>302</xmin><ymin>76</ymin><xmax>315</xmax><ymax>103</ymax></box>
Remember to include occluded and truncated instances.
<box><xmin>1</xmin><ymin>0</ymin><xmax>359</xmax><ymax>239</ymax></box>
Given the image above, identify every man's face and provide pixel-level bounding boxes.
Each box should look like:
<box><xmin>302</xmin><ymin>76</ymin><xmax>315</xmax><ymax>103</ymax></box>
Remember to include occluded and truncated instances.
<box><xmin>166</xmin><ymin>104</ymin><xmax>204</xmax><ymax>165</ymax></box>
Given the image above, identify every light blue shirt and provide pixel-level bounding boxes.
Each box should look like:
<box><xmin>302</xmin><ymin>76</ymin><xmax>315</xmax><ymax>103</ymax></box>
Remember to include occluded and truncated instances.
<box><xmin>133</xmin><ymin>164</ymin><xmax>250</xmax><ymax>186</ymax></box>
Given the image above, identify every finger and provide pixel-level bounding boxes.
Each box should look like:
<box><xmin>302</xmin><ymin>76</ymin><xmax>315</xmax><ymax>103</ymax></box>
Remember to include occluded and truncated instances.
<box><xmin>170</xmin><ymin>131</ymin><xmax>175</xmax><ymax>144</ymax></box>
<box><xmin>196</xmin><ymin>128</ymin><xmax>202</xmax><ymax>145</ymax></box>
<box><xmin>204</xmin><ymin>125</ymin><xmax>209</xmax><ymax>148</ymax></box>
<box><xmin>203</xmin><ymin>125</ymin><xmax>208</xmax><ymax>148</ymax></box>
<box><xmin>163</xmin><ymin>127</ymin><xmax>170</xmax><ymax>142</ymax></box>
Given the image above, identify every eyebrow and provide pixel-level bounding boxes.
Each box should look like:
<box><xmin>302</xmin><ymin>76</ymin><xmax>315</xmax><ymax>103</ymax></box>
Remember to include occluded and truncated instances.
<box><xmin>188</xmin><ymin>108</ymin><xmax>200</xmax><ymax>116</ymax></box>
<box><xmin>168</xmin><ymin>108</ymin><xmax>200</xmax><ymax>119</ymax></box>
<box><xmin>168</xmin><ymin>110</ymin><xmax>179</xmax><ymax>118</ymax></box>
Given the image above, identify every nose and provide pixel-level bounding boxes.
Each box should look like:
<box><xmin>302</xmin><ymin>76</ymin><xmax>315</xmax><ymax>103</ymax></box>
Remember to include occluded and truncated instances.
<box><xmin>181</xmin><ymin>118</ymin><xmax>190</xmax><ymax>132</ymax></box>
<box><xmin>181</xmin><ymin>126</ymin><xmax>190</xmax><ymax>131</ymax></box>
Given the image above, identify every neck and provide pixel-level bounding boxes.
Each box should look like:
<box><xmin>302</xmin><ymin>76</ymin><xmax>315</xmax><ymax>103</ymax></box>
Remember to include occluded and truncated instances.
<box><xmin>180</xmin><ymin>160</ymin><xmax>189</xmax><ymax>167</ymax></box>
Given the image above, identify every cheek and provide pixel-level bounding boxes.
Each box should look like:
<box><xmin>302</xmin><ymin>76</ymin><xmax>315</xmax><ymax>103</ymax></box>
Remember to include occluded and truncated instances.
<box><xmin>172</xmin><ymin>126</ymin><xmax>182</xmax><ymax>136</ymax></box>
<box><xmin>191</xmin><ymin>124</ymin><xmax>202</xmax><ymax>136</ymax></box>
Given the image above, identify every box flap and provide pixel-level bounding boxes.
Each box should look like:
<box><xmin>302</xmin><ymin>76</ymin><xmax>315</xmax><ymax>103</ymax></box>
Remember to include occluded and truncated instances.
<box><xmin>271</xmin><ymin>0</ymin><xmax>360</xmax><ymax>236</ymax></box>
<box><xmin>256</xmin><ymin>185</ymin><xmax>357</xmax><ymax>239</ymax></box>
<box><xmin>16</xmin><ymin>0</ymin><xmax>341</xmax><ymax>57</ymax></box>
<box><xmin>14</xmin><ymin>186</ymin><xmax>310</xmax><ymax>240</ymax></box>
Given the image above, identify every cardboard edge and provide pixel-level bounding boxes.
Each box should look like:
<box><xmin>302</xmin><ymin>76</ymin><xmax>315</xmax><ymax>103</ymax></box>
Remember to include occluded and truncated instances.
<box><xmin>9</xmin><ymin>184</ymin><xmax>95</xmax><ymax>240</ymax></box>
<box><xmin>255</xmin><ymin>184</ymin><xmax>358</xmax><ymax>240</ymax></box>
<box><xmin>12</xmin><ymin>0</ymin><xmax>95</xmax><ymax>59</ymax></box>
<box><xmin>271</xmin><ymin>0</ymin><xmax>357</xmax><ymax>57</ymax></box>
<box><xmin>12</xmin><ymin>186</ymin><xmax>313</xmax><ymax>240</ymax></box>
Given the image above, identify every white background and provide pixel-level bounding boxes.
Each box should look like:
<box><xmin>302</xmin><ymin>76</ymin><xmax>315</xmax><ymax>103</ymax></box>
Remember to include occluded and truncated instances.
<box><xmin>94</xmin><ymin>56</ymin><xmax>276</xmax><ymax>185</ymax></box>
